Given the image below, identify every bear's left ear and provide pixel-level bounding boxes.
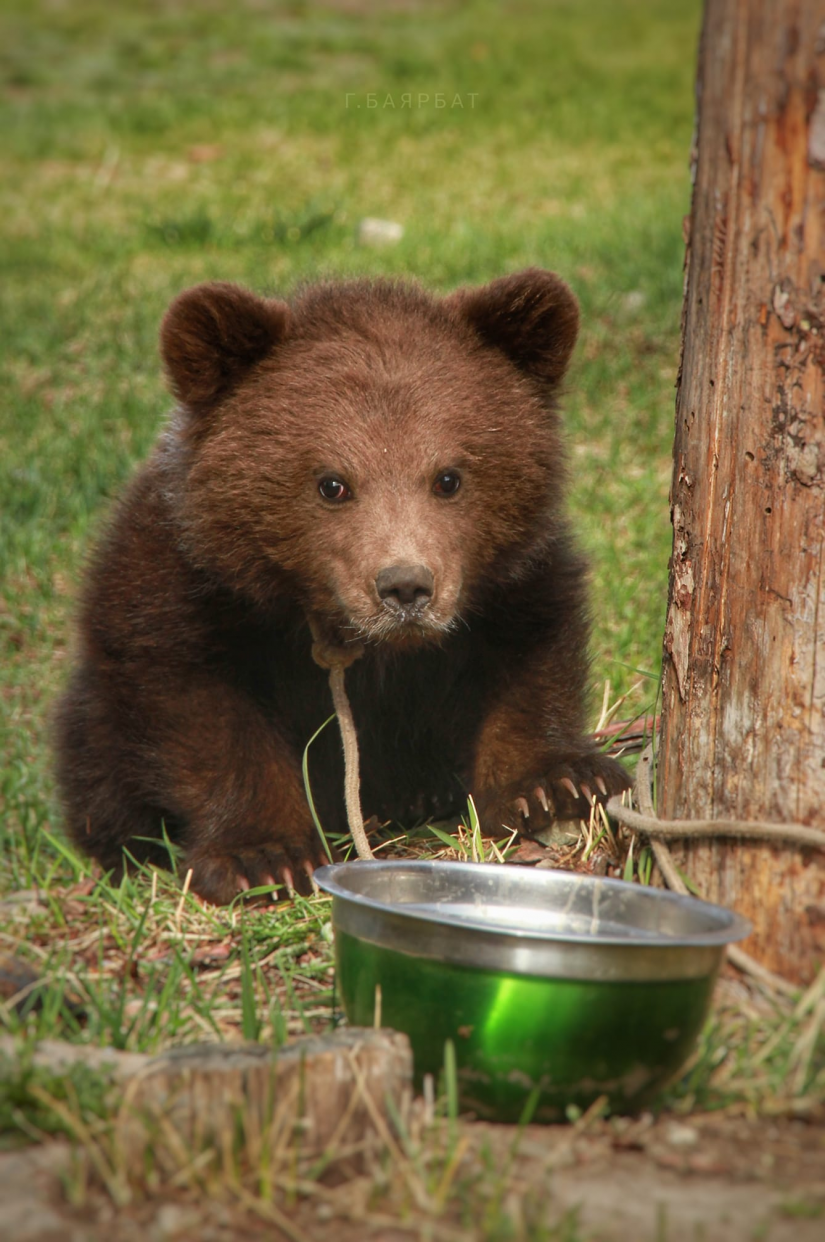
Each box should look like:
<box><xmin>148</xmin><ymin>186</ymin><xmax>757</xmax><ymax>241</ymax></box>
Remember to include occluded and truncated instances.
<box><xmin>447</xmin><ymin>268</ymin><xmax>579</xmax><ymax>389</ymax></box>
<box><xmin>160</xmin><ymin>282</ymin><xmax>290</xmax><ymax>409</ymax></box>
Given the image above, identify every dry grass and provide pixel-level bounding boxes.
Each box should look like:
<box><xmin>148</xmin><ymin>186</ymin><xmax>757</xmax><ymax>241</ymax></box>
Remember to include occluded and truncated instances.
<box><xmin>2</xmin><ymin>800</ymin><xmax>824</xmax><ymax>1238</ymax></box>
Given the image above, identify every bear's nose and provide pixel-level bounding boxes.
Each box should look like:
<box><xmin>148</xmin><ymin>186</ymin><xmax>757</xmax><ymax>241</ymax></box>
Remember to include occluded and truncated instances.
<box><xmin>376</xmin><ymin>564</ymin><xmax>434</xmax><ymax>609</ymax></box>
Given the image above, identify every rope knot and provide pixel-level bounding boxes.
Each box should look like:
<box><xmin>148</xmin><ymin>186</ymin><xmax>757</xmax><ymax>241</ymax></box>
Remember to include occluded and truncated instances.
<box><xmin>310</xmin><ymin>639</ymin><xmax>365</xmax><ymax>672</ymax></box>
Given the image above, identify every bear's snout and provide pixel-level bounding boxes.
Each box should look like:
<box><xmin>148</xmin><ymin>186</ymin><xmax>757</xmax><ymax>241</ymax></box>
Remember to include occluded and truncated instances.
<box><xmin>375</xmin><ymin>564</ymin><xmax>434</xmax><ymax>613</ymax></box>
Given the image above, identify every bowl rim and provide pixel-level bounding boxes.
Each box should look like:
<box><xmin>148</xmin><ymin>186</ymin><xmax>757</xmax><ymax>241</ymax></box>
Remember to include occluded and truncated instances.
<box><xmin>315</xmin><ymin>859</ymin><xmax>751</xmax><ymax>949</ymax></box>
<box><xmin>315</xmin><ymin>859</ymin><xmax>753</xmax><ymax>981</ymax></box>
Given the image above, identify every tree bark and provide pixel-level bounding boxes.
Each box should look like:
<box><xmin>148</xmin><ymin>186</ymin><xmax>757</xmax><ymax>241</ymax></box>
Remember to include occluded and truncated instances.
<box><xmin>658</xmin><ymin>0</ymin><xmax>825</xmax><ymax>984</ymax></box>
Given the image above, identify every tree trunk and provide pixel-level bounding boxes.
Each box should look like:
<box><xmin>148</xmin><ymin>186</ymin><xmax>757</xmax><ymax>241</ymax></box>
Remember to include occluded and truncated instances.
<box><xmin>658</xmin><ymin>0</ymin><xmax>825</xmax><ymax>984</ymax></box>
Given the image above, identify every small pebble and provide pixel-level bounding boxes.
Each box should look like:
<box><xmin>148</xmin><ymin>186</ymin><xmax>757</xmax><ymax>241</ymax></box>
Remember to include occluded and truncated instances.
<box><xmin>665</xmin><ymin>1121</ymin><xmax>699</xmax><ymax>1148</ymax></box>
<box><xmin>622</xmin><ymin>289</ymin><xmax>647</xmax><ymax>312</ymax></box>
<box><xmin>358</xmin><ymin>217</ymin><xmax>404</xmax><ymax>246</ymax></box>
<box><xmin>154</xmin><ymin>1203</ymin><xmax>202</xmax><ymax>1239</ymax></box>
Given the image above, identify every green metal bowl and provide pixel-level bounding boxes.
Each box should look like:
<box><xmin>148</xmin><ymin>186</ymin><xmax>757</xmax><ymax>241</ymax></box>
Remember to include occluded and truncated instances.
<box><xmin>315</xmin><ymin>860</ymin><xmax>750</xmax><ymax>1122</ymax></box>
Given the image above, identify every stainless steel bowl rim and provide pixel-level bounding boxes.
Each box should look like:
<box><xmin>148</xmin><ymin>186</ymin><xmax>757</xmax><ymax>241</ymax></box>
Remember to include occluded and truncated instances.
<box><xmin>316</xmin><ymin>860</ymin><xmax>752</xmax><ymax>983</ymax></box>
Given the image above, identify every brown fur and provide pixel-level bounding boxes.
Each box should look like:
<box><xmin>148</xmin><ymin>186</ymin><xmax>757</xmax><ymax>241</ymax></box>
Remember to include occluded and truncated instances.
<box><xmin>55</xmin><ymin>269</ymin><xmax>629</xmax><ymax>903</ymax></box>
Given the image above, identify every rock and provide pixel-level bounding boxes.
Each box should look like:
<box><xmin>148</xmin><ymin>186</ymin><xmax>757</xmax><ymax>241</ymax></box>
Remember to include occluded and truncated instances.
<box><xmin>0</xmin><ymin>1035</ymin><xmax>148</xmax><ymax>1078</ymax></box>
<box><xmin>154</xmin><ymin>1202</ymin><xmax>202</xmax><ymax>1239</ymax></box>
<box><xmin>0</xmin><ymin>1144</ymin><xmax>74</xmax><ymax>1242</ymax></box>
<box><xmin>0</xmin><ymin>954</ymin><xmax>43</xmax><ymax>1013</ymax></box>
<box><xmin>665</xmin><ymin>1121</ymin><xmax>700</xmax><ymax>1148</ymax></box>
<box><xmin>621</xmin><ymin>290</ymin><xmax>647</xmax><ymax>313</ymax></box>
<box><xmin>357</xmin><ymin>217</ymin><xmax>404</xmax><ymax>246</ymax></box>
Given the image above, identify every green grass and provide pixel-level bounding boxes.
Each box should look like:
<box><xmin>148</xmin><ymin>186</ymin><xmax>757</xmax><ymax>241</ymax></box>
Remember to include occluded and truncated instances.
<box><xmin>1</xmin><ymin>848</ymin><xmax>336</xmax><ymax>1055</ymax></box>
<box><xmin>14</xmin><ymin>2</ymin><xmax>821</xmax><ymax>1228</ymax></box>
<box><xmin>3</xmin><ymin>0</ymin><xmax>822</xmax><ymax>1116</ymax></box>
<box><xmin>1</xmin><ymin>0</ymin><xmax>698</xmax><ymax>901</ymax></box>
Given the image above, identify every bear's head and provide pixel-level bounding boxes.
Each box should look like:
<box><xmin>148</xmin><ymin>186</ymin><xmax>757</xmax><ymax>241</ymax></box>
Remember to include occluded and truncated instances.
<box><xmin>159</xmin><ymin>270</ymin><xmax>578</xmax><ymax>648</ymax></box>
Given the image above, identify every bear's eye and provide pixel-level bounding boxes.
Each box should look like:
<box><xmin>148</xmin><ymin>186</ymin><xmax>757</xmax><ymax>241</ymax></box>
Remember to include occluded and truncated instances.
<box><xmin>318</xmin><ymin>477</ymin><xmax>351</xmax><ymax>502</ymax></box>
<box><xmin>433</xmin><ymin>471</ymin><xmax>461</xmax><ymax>497</ymax></box>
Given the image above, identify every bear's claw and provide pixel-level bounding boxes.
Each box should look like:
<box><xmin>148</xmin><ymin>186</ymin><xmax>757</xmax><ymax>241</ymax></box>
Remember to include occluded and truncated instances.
<box><xmin>188</xmin><ymin>842</ymin><xmax>327</xmax><ymax>905</ymax></box>
<box><xmin>559</xmin><ymin>776</ymin><xmax>579</xmax><ymax>801</ymax></box>
<box><xmin>479</xmin><ymin>751</ymin><xmax>631</xmax><ymax>838</ymax></box>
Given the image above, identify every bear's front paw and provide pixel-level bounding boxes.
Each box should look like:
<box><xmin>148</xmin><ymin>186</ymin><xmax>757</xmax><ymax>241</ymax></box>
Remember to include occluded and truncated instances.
<box><xmin>478</xmin><ymin>751</ymin><xmax>631</xmax><ymax>836</ymax></box>
<box><xmin>184</xmin><ymin>838</ymin><xmax>331</xmax><ymax>905</ymax></box>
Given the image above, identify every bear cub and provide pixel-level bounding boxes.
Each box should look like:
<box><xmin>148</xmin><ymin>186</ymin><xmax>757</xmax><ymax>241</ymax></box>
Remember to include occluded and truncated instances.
<box><xmin>55</xmin><ymin>269</ymin><xmax>630</xmax><ymax>903</ymax></box>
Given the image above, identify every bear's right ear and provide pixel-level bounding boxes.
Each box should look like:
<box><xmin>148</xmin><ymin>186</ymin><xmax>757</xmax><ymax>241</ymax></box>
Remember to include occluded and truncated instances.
<box><xmin>160</xmin><ymin>282</ymin><xmax>290</xmax><ymax>408</ymax></box>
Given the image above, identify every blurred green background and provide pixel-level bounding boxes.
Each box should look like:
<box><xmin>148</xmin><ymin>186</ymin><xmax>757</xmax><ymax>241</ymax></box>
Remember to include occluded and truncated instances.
<box><xmin>1</xmin><ymin>0</ymin><xmax>702</xmax><ymax>875</ymax></box>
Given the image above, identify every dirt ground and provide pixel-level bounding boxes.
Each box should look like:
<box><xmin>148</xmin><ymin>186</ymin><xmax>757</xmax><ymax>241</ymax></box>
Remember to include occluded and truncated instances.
<box><xmin>4</xmin><ymin>1110</ymin><xmax>824</xmax><ymax>1242</ymax></box>
<box><xmin>3</xmin><ymin>892</ymin><xmax>823</xmax><ymax>1241</ymax></box>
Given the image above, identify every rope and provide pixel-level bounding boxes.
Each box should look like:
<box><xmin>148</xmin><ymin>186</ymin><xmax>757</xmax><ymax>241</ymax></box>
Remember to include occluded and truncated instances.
<box><xmin>611</xmin><ymin>746</ymin><xmax>800</xmax><ymax>997</ymax></box>
<box><xmin>606</xmin><ymin>769</ymin><xmax>825</xmax><ymax>854</ymax></box>
<box><xmin>309</xmin><ymin>624</ymin><xmax>374</xmax><ymax>862</ymax></box>
<box><xmin>629</xmin><ymin>748</ymin><xmax>687</xmax><ymax>893</ymax></box>
<box><xmin>326</xmin><ymin>664</ymin><xmax>374</xmax><ymax>862</ymax></box>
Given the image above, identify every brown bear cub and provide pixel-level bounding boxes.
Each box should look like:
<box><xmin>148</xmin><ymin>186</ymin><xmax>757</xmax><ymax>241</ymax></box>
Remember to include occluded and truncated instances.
<box><xmin>55</xmin><ymin>269</ymin><xmax>630</xmax><ymax>904</ymax></box>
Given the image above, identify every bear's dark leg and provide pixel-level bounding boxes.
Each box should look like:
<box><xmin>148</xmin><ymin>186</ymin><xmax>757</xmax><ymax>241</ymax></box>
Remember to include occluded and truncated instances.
<box><xmin>56</xmin><ymin>666</ymin><xmax>327</xmax><ymax>905</ymax></box>
<box><xmin>55</xmin><ymin>672</ymin><xmax>178</xmax><ymax>875</ymax></box>
<box><xmin>469</xmin><ymin>554</ymin><xmax>631</xmax><ymax>836</ymax></box>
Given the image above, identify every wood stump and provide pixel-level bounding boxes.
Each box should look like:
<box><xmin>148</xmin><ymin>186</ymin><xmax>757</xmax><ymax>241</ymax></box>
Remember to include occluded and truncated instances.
<box><xmin>116</xmin><ymin>1027</ymin><xmax>413</xmax><ymax>1175</ymax></box>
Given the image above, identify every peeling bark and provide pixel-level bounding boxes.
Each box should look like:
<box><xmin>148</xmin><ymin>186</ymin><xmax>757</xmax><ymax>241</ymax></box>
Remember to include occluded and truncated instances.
<box><xmin>659</xmin><ymin>0</ymin><xmax>825</xmax><ymax>983</ymax></box>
